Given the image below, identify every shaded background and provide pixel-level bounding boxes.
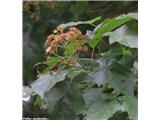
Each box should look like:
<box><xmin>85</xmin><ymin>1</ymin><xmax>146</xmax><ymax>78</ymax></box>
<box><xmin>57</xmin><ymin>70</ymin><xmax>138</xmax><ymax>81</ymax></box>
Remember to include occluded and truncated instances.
<box><xmin>23</xmin><ymin>1</ymin><xmax>138</xmax><ymax>118</ymax></box>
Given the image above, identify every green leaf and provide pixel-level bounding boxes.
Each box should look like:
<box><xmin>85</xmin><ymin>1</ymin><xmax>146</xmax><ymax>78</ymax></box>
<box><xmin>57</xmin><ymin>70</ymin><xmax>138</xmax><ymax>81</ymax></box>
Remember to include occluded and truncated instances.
<box><xmin>106</xmin><ymin>62</ymin><xmax>135</xmax><ymax>96</ymax></box>
<box><xmin>85</xmin><ymin>100</ymin><xmax>123</xmax><ymax>120</ymax></box>
<box><xmin>101</xmin><ymin>18</ymin><xmax>131</xmax><ymax>34</ymax></box>
<box><xmin>42</xmin><ymin>56</ymin><xmax>59</xmax><ymax>73</ymax></box>
<box><xmin>117</xmin><ymin>13</ymin><xmax>138</xmax><ymax>20</ymax></box>
<box><xmin>59</xmin><ymin>21</ymin><xmax>83</xmax><ymax>29</ymax></box>
<box><xmin>108</xmin><ymin>25</ymin><xmax>138</xmax><ymax>48</ymax></box>
<box><xmin>42</xmin><ymin>82</ymin><xmax>66</xmax><ymax>111</ymax></box>
<box><xmin>122</xmin><ymin>96</ymin><xmax>138</xmax><ymax>120</ymax></box>
<box><xmin>64</xmin><ymin>40</ymin><xmax>85</xmax><ymax>56</ymax></box>
<box><xmin>108</xmin><ymin>111</ymin><xmax>130</xmax><ymax>120</ymax></box>
<box><xmin>89</xmin><ymin>32</ymin><xmax>102</xmax><ymax>49</ymax></box>
<box><xmin>79</xmin><ymin>58</ymin><xmax>100</xmax><ymax>72</ymax></box>
<box><xmin>41</xmin><ymin>77</ymin><xmax>85</xmax><ymax>112</ymax></box>
<box><xmin>91</xmin><ymin>59</ymin><xmax>108</xmax><ymax>87</ymax></box>
<box><xmin>89</xmin><ymin>13</ymin><xmax>137</xmax><ymax>48</ymax></box>
<box><xmin>101</xmin><ymin>43</ymin><xmax>132</xmax><ymax>56</ymax></box>
<box><xmin>82</xmin><ymin>88</ymin><xmax>111</xmax><ymax>106</ymax></box>
<box><xmin>119</xmin><ymin>54</ymin><xmax>136</xmax><ymax>69</ymax></box>
<box><xmin>31</xmin><ymin>70</ymin><xmax>68</xmax><ymax>98</ymax></box>
<box><xmin>72</xmin><ymin>72</ymin><xmax>92</xmax><ymax>82</ymax></box>
<box><xmin>50</xmin><ymin>98</ymin><xmax>75</xmax><ymax>120</ymax></box>
<box><xmin>46</xmin><ymin>80</ymin><xmax>85</xmax><ymax>119</ymax></box>
<box><xmin>78</xmin><ymin>58</ymin><xmax>108</xmax><ymax>87</ymax></box>
<box><xmin>58</xmin><ymin>16</ymin><xmax>102</xmax><ymax>28</ymax></box>
<box><xmin>33</xmin><ymin>96</ymin><xmax>45</xmax><ymax>107</ymax></box>
<box><xmin>64</xmin><ymin>82</ymin><xmax>86</xmax><ymax>112</ymax></box>
<box><xmin>63</xmin><ymin>42</ymin><xmax>78</xmax><ymax>56</ymax></box>
<box><xmin>84</xmin><ymin>16</ymin><xmax>102</xmax><ymax>25</ymax></box>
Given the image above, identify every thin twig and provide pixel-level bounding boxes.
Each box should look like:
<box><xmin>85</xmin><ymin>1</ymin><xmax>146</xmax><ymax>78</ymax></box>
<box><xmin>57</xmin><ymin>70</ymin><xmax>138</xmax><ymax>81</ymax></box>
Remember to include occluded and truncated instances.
<box><xmin>91</xmin><ymin>47</ymin><xmax>95</xmax><ymax>59</ymax></box>
<box><xmin>91</xmin><ymin>24</ymin><xmax>96</xmax><ymax>27</ymax></box>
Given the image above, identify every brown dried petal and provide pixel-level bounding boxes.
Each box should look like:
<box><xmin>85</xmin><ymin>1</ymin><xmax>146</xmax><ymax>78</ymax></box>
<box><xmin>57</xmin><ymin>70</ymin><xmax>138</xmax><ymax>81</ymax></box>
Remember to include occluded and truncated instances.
<box><xmin>46</xmin><ymin>46</ymin><xmax>52</xmax><ymax>53</ymax></box>
<box><xmin>47</xmin><ymin>34</ymin><xmax>54</xmax><ymax>40</ymax></box>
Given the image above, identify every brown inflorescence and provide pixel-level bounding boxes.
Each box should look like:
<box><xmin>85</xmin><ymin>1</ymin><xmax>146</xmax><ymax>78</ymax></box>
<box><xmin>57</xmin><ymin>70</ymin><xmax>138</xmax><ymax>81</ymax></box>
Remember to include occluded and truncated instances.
<box><xmin>45</xmin><ymin>26</ymin><xmax>85</xmax><ymax>54</ymax></box>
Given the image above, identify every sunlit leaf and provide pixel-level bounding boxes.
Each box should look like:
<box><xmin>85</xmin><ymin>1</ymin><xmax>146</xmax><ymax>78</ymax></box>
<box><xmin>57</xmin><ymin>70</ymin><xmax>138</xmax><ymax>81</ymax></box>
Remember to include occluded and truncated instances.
<box><xmin>23</xmin><ymin>86</ymin><xmax>33</xmax><ymax>99</ymax></box>
<box><xmin>84</xmin><ymin>16</ymin><xmax>102</xmax><ymax>25</ymax></box>
<box><xmin>31</xmin><ymin>70</ymin><xmax>68</xmax><ymax>98</ymax></box>
<box><xmin>59</xmin><ymin>21</ymin><xmax>83</xmax><ymax>28</ymax></box>
<box><xmin>89</xmin><ymin>13</ymin><xmax>137</xmax><ymax>48</ymax></box>
<box><xmin>58</xmin><ymin>16</ymin><xmax>102</xmax><ymax>28</ymax></box>
<box><xmin>108</xmin><ymin>25</ymin><xmax>138</xmax><ymax>48</ymax></box>
<box><xmin>117</xmin><ymin>13</ymin><xmax>138</xmax><ymax>20</ymax></box>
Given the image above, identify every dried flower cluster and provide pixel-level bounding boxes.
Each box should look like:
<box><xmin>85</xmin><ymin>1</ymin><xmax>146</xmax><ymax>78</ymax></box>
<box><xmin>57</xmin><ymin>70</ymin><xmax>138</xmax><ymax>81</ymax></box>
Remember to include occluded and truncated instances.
<box><xmin>45</xmin><ymin>26</ymin><xmax>86</xmax><ymax>54</ymax></box>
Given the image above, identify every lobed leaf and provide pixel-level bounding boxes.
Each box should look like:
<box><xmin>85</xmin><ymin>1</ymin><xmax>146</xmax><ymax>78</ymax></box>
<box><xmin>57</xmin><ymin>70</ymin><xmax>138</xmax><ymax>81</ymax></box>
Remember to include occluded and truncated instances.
<box><xmin>31</xmin><ymin>70</ymin><xmax>68</xmax><ymax>98</ymax></box>
<box><xmin>46</xmin><ymin>80</ymin><xmax>85</xmax><ymax>119</ymax></box>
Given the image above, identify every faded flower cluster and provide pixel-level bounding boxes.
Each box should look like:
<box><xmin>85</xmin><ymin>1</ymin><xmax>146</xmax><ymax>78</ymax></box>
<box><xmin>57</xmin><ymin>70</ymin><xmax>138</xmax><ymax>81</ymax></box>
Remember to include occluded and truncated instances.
<box><xmin>45</xmin><ymin>26</ymin><xmax>86</xmax><ymax>54</ymax></box>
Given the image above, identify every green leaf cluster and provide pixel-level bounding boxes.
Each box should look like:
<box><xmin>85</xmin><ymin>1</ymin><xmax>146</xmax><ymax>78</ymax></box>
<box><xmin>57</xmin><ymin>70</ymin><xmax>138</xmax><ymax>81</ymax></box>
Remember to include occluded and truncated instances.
<box><xmin>23</xmin><ymin>13</ymin><xmax>138</xmax><ymax>120</ymax></box>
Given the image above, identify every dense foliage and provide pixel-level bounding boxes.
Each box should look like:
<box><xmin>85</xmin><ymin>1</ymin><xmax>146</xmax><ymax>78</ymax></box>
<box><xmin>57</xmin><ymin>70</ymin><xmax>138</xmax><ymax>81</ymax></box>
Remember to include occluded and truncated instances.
<box><xmin>23</xmin><ymin>1</ymin><xmax>138</xmax><ymax>120</ymax></box>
